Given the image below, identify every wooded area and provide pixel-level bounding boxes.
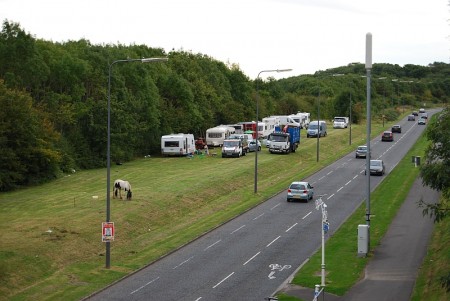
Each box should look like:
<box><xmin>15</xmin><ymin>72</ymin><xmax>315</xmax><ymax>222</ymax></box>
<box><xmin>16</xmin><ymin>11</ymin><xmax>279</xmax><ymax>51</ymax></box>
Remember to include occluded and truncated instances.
<box><xmin>1</xmin><ymin>20</ymin><xmax>449</xmax><ymax>191</ymax></box>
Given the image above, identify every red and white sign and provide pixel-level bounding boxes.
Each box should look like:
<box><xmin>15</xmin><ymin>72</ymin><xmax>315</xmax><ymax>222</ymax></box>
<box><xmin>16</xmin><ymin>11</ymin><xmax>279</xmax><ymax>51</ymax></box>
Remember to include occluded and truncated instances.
<box><xmin>102</xmin><ymin>222</ymin><xmax>115</xmax><ymax>242</ymax></box>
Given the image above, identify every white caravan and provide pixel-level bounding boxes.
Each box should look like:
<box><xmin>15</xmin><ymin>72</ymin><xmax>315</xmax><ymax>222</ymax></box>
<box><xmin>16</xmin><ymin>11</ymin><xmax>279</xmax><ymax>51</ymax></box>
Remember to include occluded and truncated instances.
<box><xmin>262</xmin><ymin>116</ymin><xmax>280</xmax><ymax>138</ymax></box>
<box><xmin>206</xmin><ymin>125</ymin><xmax>235</xmax><ymax>146</ymax></box>
<box><xmin>333</xmin><ymin>116</ymin><xmax>349</xmax><ymax>128</ymax></box>
<box><xmin>289</xmin><ymin>112</ymin><xmax>311</xmax><ymax>129</ymax></box>
<box><xmin>270</xmin><ymin>115</ymin><xmax>301</xmax><ymax>128</ymax></box>
<box><xmin>161</xmin><ymin>133</ymin><xmax>195</xmax><ymax>156</ymax></box>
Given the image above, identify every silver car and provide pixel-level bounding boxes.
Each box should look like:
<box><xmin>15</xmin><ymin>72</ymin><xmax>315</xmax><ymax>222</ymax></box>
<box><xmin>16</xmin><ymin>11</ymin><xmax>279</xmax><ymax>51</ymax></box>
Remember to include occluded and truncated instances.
<box><xmin>355</xmin><ymin>145</ymin><xmax>368</xmax><ymax>158</ymax></box>
<box><xmin>287</xmin><ymin>181</ymin><xmax>314</xmax><ymax>202</ymax></box>
<box><xmin>248</xmin><ymin>140</ymin><xmax>261</xmax><ymax>152</ymax></box>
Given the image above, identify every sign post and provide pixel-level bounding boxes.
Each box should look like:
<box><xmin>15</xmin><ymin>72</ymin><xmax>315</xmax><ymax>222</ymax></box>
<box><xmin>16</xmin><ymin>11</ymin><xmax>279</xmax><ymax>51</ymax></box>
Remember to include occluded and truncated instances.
<box><xmin>102</xmin><ymin>222</ymin><xmax>115</xmax><ymax>242</ymax></box>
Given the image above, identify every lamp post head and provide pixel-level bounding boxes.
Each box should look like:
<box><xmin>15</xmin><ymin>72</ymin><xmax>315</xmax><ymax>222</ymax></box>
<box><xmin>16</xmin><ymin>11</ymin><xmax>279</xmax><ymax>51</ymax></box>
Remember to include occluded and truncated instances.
<box><xmin>141</xmin><ymin>57</ymin><xmax>169</xmax><ymax>63</ymax></box>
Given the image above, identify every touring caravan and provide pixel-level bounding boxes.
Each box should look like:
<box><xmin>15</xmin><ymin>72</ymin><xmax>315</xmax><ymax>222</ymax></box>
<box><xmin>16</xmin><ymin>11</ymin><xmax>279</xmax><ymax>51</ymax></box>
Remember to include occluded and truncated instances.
<box><xmin>205</xmin><ymin>125</ymin><xmax>235</xmax><ymax>146</ymax></box>
<box><xmin>289</xmin><ymin>112</ymin><xmax>310</xmax><ymax>129</ymax></box>
<box><xmin>161</xmin><ymin>133</ymin><xmax>195</xmax><ymax>156</ymax></box>
<box><xmin>262</xmin><ymin>116</ymin><xmax>280</xmax><ymax>138</ymax></box>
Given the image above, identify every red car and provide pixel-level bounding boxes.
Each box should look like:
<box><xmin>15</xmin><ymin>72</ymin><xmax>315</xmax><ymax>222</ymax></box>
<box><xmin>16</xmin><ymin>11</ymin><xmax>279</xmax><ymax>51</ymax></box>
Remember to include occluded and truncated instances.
<box><xmin>381</xmin><ymin>131</ymin><xmax>393</xmax><ymax>142</ymax></box>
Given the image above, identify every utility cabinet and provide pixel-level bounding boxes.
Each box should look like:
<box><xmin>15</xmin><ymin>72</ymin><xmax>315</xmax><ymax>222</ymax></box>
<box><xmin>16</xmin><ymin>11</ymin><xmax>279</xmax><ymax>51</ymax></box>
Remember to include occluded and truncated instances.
<box><xmin>358</xmin><ymin>224</ymin><xmax>369</xmax><ymax>257</ymax></box>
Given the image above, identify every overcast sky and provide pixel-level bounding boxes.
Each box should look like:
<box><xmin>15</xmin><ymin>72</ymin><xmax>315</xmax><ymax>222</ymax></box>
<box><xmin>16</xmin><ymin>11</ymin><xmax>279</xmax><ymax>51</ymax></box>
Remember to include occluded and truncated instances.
<box><xmin>1</xmin><ymin>0</ymin><xmax>449</xmax><ymax>79</ymax></box>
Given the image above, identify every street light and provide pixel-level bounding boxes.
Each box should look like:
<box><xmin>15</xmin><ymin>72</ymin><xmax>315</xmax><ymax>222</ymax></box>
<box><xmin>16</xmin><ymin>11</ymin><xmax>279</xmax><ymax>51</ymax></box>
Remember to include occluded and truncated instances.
<box><xmin>365</xmin><ymin>33</ymin><xmax>372</xmax><ymax>251</ymax></box>
<box><xmin>254</xmin><ymin>68</ymin><xmax>292</xmax><ymax>194</ymax></box>
<box><xmin>106</xmin><ymin>57</ymin><xmax>168</xmax><ymax>268</ymax></box>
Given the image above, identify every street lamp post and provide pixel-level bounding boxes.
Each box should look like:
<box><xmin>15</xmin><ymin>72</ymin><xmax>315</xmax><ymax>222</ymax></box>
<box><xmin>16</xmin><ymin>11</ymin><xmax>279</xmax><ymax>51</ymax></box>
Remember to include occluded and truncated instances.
<box><xmin>365</xmin><ymin>33</ymin><xmax>372</xmax><ymax>250</ymax></box>
<box><xmin>106</xmin><ymin>57</ymin><xmax>168</xmax><ymax>268</ymax></box>
<box><xmin>254</xmin><ymin>69</ymin><xmax>292</xmax><ymax>194</ymax></box>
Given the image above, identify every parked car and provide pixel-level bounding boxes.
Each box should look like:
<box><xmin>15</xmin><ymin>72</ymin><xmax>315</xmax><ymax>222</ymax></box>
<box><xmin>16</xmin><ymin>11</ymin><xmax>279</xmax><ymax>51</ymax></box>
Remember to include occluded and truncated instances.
<box><xmin>248</xmin><ymin>140</ymin><xmax>261</xmax><ymax>152</ymax></box>
<box><xmin>365</xmin><ymin>159</ymin><xmax>385</xmax><ymax>176</ymax></box>
<box><xmin>287</xmin><ymin>181</ymin><xmax>314</xmax><ymax>202</ymax></box>
<box><xmin>418</xmin><ymin>117</ymin><xmax>427</xmax><ymax>125</ymax></box>
<box><xmin>407</xmin><ymin>115</ymin><xmax>415</xmax><ymax>121</ymax></box>
<box><xmin>381</xmin><ymin>130</ymin><xmax>394</xmax><ymax>142</ymax></box>
<box><xmin>355</xmin><ymin>145</ymin><xmax>369</xmax><ymax>159</ymax></box>
<box><xmin>391</xmin><ymin>125</ymin><xmax>402</xmax><ymax>133</ymax></box>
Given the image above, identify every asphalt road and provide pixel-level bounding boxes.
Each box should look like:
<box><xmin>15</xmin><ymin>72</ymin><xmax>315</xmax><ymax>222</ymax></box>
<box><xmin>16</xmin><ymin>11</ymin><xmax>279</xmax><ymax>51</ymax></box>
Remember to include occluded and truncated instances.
<box><xmin>85</xmin><ymin>110</ymin><xmax>436</xmax><ymax>301</ymax></box>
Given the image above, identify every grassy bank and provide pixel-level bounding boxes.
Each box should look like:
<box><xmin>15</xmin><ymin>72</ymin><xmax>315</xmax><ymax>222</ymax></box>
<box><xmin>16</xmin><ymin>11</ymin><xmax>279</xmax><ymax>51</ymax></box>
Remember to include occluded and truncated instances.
<box><xmin>0</xmin><ymin>116</ymin><xmax>425</xmax><ymax>301</ymax></box>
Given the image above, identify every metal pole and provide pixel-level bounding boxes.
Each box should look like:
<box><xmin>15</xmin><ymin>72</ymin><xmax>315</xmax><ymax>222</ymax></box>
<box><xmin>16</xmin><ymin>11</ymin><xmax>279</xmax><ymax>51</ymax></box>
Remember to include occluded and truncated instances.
<box><xmin>106</xmin><ymin>57</ymin><xmax>168</xmax><ymax>268</ymax></box>
<box><xmin>316</xmin><ymin>90</ymin><xmax>320</xmax><ymax>162</ymax></box>
<box><xmin>365</xmin><ymin>33</ymin><xmax>372</xmax><ymax>250</ymax></box>
<box><xmin>349</xmin><ymin>93</ymin><xmax>352</xmax><ymax>145</ymax></box>
<box><xmin>321</xmin><ymin>207</ymin><xmax>325</xmax><ymax>286</ymax></box>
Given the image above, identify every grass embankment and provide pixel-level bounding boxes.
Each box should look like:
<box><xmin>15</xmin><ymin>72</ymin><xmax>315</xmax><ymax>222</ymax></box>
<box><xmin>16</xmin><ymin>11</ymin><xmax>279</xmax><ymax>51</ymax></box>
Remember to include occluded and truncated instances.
<box><xmin>278</xmin><ymin>115</ymin><xmax>449</xmax><ymax>301</ymax></box>
<box><xmin>0</xmin><ymin>116</ymin><xmax>422</xmax><ymax>301</ymax></box>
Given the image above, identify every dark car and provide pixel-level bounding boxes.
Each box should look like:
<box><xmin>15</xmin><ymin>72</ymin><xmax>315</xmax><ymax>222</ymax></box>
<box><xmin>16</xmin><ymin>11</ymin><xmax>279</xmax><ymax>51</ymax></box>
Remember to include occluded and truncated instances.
<box><xmin>366</xmin><ymin>159</ymin><xmax>385</xmax><ymax>176</ymax></box>
<box><xmin>407</xmin><ymin>115</ymin><xmax>415</xmax><ymax>121</ymax></box>
<box><xmin>412</xmin><ymin>111</ymin><xmax>419</xmax><ymax>116</ymax></box>
<box><xmin>381</xmin><ymin>130</ymin><xmax>394</xmax><ymax>142</ymax></box>
<box><xmin>391</xmin><ymin>125</ymin><xmax>401</xmax><ymax>133</ymax></box>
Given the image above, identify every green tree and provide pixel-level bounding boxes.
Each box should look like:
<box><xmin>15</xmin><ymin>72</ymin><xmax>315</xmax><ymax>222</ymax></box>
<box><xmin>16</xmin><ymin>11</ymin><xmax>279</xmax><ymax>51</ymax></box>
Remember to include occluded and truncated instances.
<box><xmin>419</xmin><ymin>108</ymin><xmax>450</xmax><ymax>222</ymax></box>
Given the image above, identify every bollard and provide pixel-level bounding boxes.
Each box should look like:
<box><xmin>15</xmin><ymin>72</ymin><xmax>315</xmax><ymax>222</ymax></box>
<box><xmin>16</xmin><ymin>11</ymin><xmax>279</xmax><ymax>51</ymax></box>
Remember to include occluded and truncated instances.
<box><xmin>415</xmin><ymin>156</ymin><xmax>421</xmax><ymax>167</ymax></box>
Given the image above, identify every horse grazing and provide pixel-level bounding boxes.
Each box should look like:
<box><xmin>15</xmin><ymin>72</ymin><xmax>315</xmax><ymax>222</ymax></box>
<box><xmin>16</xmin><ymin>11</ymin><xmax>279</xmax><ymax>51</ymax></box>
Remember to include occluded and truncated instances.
<box><xmin>113</xmin><ymin>179</ymin><xmax>132</xmax><ymax>200</ymax></box>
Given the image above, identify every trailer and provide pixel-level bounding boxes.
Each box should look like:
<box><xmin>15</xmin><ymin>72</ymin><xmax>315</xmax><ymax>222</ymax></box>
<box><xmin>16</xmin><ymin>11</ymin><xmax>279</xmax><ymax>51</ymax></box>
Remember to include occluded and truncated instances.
<box><xmin>269</xmin><ymin>125</ymin><xmax>300</xmax><ymax>154</ymax></box>
<box><xmin>205</xmin><ymin>125</ymin><xmax>235</xmax><ymax>147</ymax></box>
<box><xmin>161</xmin><ymin>133</ymin><xmax>195</xmax><ymax>156</ymax></box>
<box><xmin>262</xmin><ymin>116</ymin><xmax>280</xmax><ymax>138</ymax></box>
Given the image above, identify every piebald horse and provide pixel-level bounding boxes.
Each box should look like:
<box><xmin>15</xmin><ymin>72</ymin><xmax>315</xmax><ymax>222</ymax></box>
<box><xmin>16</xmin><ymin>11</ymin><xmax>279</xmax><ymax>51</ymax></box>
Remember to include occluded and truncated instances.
<box><xmin>113</xmin><ymin>179</ymin><xmax>132</xmax><ymax>200</ymax></box>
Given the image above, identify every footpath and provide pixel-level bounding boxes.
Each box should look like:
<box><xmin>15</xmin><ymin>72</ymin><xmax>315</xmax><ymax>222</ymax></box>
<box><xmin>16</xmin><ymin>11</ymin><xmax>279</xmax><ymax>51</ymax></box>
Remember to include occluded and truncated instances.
<box><xmin>278</xmin><ymin>177</ymin><xmax>440</xmax><ymax>301</ymax></box>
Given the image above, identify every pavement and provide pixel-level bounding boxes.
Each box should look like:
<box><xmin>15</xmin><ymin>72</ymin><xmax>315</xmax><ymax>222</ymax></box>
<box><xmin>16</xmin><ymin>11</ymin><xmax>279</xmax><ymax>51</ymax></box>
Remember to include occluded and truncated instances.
<box><xmin>277</xmin><ymin>177</ymin><xmax>440</xmax><ymax>301</ymax></box>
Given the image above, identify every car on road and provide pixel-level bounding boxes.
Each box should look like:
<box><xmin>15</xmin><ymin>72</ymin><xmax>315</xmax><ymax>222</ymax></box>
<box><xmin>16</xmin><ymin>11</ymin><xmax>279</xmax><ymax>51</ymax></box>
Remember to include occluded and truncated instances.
<box><xmin>381</xmin><ymin>130</ymin><xmax>394</xmax><ymax>142</ymax></box>
<box><xmin>248</xmin><ymin>140</ymin><xmax>261</xmax><ymax>152</ymax></box>
<box><xmin>365</xmin><ymin>159</ymin><xmax>385</xmax><ymax>176</ymax></box>
<box><xmin>418</xmin><ymin>117</ymin><xmax>427</xmax><ymax>125</ymax></box>
<box><xmin>407</xmin><ymin>114</ymin><xmax>415</xmax><ymax>121</ymax></box>
<box><xmin>355</xmin><ymin>145</ymin><xmax>369</xmax><ymax>158</ymax></box>
<box><xmin>412</xmin><ymin>111</ymin><xmax>419</xmax><ymax>116</ymax></box>
<box><xmin>391</xmin><ymin>124</ymin><xmax>402</xmax><ymax>133</ymax></box>
<box><xmin>287</xmin><ymin>181</ymin><xmax>314</xmax><ymax>202</ymax></box>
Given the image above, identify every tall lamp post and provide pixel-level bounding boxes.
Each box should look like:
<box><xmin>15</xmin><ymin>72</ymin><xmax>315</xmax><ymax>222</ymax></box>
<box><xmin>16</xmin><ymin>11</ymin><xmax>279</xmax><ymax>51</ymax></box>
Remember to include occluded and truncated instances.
<box><xmin>106</xmin><ymin>57</ymin><xmax>168</xmax><ymax>268</ymax></box>
<box><xmin>254</xmin><ymin>68</ymin><xmax>292</xmax><ymax>194</ymax></box>
<box><xmin>365</xmin><ymin>33</ymin><xmax>372</xmax><ymax>251</ymax></box>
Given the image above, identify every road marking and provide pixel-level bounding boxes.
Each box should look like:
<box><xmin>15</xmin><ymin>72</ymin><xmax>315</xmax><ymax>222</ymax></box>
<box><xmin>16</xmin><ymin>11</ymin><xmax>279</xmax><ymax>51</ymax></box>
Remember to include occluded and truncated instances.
<box><xmin>318</xmin><ymin>176</ymin><xmax>325</xmax><ymax>181</ymax></box>
<box><xmin>266</xmin><ymin>236</ymin><xmax>281</xmax><ymax>247</ymax></box>
<box><xmin>286</xmin><ymin>223</ymin><xmax>298</xmax><ymax>232</ymax></box>
<box><xmin>302</xmin><ymin>211</ymin><xmax>312</xmax><ymax>219</ymax></box>
<box><xmin>345</xmin><ymin>180</ymin><xmax>351</xmax><ymax>186</ymax></box>
<box><xmin>243</xmin><ymin>251</ymin><xmax>261</xmax><ymax>265</ymax></box>
<box><xmin>327</xmin><ymin>194</ymin><xmax>334</xmax><ymax>200</ymax></box>
<box><xmin>204</xmin><ymin>240</ymin><xmax>221</xmax><ymax>251</ymax></box>
<box><xmin>173</xmin><ymin>256</ymin><xmax>194</xmax><ymax>269</ymax></box>
<box><xmin>337</xmin><ymin>186</ymin><xmax>344</xmax><ymax>192</ymax></box>
<box><xmin>271</xmin><ymin>203</ymin><xmax>281</xmax><ymax>210</ymax></box>
<box><xmin>327</xmin><ymin>171</ymin><xmax>333</xmax><ymax>175</ymax></box>
<box><xmin>194</xmin><ymin>298</ymin><xmax>202</xmax><ymax>301</ymax></box>
<box><xmin>230</xmin><ymin>225</ymin><xmax>245</xmax><ymax>234</ymax></box>
<box><xmin>130</xmin><ymin>277</ymin><xmax>160</xmax><ymax>294</ymax></box>
<box><xmin>253</xmin><ymin>213</ymin><xmax>265</xmax><ymax>220</ymax></box>
<box><xmin>353</xmin><ymin>175</ymin><xmax>358</xmax><ymax>179</ymax></box>
<box><xmin>213</xmin><ymin>272</ymin><xmax>234</xmax><ymax>288</ymax></box>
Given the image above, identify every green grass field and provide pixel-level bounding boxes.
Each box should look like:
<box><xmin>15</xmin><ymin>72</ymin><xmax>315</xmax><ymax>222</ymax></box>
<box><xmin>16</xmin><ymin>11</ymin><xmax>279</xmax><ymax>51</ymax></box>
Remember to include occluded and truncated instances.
<box><xmin>0</xmin><ymin>116</ymin><xmax>446</xmax><ymax>301</ymax></box>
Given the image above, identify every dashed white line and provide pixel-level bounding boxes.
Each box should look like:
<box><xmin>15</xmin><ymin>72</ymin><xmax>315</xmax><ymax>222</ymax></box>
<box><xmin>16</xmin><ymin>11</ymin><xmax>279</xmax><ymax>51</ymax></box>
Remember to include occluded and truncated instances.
<box><xmin>327</xmin><ymin>194</ymin><xmax>335</xmax><ymax>200</ymax></box>
<box><xmin>231</xmin><ymin>225</ymin><xmax>246</xmax><ymax>234</ymax></box>
<box><xmin>353</xmin><ymin>175</ymin><xmax>358</xmax><ymax>180</ymax></box>
<box><xmin>253</xmin><ymin>213</ymin><xmax>265</xmax><ymax>220</ymax></box>
<box><xmin>302</xmin><ymin>211</ymin><xmax>312</xmax><ymax>219</ymax></box>
<box><xmin>194</xmin><ymin>298</ymin><xmax>202</xmax><ymax>301</ymax></box>
<box><xmin>243</xmin><ymin>251</ymin><xmax>261</xmax><ymax>265</ymax></box>
<box><xmin>337</xmin><ymin>186</ymin><xmax>344</xmax><ymax>192</ymax></box>
<box><xmin>318</xmin><ymin>176</ymin><xmax>325</xmax><ymax>181</ymax></box>
<box><xmin>204</xmin><ymin>240</ymin><xmax>221</xmax><ymax>251</ymax></box>
<box><xmin>327</xmin><ymin>171</ymin><xmax>333</xmax><ymax>175</ymax></box>
<box><xmin>213</xmin><ymin>272</ymin><xmax>234</xmax><ymax>288</ymax></box>
<box><xmin>286</xmin><ymin>223</ymin><xmax>298</xmax><ymax>232</ymax></box>
<box><xmin>266</xmin><ymin>236</ymin><xmax>281</xmax><ymax>247</ymax></box>
<box><xmin>130</xmin><ymin>277</ymin><xmax>160</xmax><ymax>294</ymax></box>
<box><xmin>271</xmin><ymin>203</ymin><xmax>281</xmax><ymax>210</ymax></box>
<box><xmin>173</xmin><ymin>256</ymin><xmax>194</xmax><ymax>269</ymax></box>
<box><xmin>345</xmin><ymin>180</ymin><xmax>351</xmax><ymax>186</ymax></box>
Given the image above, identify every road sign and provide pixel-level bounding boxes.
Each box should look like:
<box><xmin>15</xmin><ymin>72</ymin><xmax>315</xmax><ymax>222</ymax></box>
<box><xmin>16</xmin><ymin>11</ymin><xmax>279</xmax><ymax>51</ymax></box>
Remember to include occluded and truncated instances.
<box><xmin>102</xmin><ymin>222</ymin><xmax>114</xmax><ymax>242</ymax></box>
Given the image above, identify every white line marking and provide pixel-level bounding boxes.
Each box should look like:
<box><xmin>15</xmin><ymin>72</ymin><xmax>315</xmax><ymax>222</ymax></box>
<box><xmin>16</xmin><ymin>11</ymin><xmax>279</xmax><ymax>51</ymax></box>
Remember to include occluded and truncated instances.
<box><xmin>253</xmin><ymin>213</ymin><xmax>265</xmax><ymax>220</ymax></box>
<box><xmin>230</xmin><ymin>225</ymin><xmax>245</xmax><ymax>234</ymax></box>
<box><xmin>271</xmin><ymin>203</ymin><xmax>281</xmax><ymax>210</ymax></box>
<box><xmin>337</xmin><ymin>186</ymin><xmax>344</xmax><ymax>192</ymax></box>
<box><xmin>204</xmin><ymin>240</ymin><xmax>221</xmax><ymax>251</ymax></box>
<box><xmin>266</xmin><ymin>236</ymin><xmax>281</xmax><ymax>247</ymax></box>
<box><xmin>130</xmin><ymin>277</ymin><xmax>160</xmax><ymax>294</ymax></box>
<box><xmin>345</xmin><ymin>180</ymin><xmax>351</xmax><ymax>186</ymax></box>
<box><xmin>327</xmin><ymin>194</ymin><xmax>334</xmax><ymax>200</ymax></box>
<box><xmin>318</xmin><ymin>176</ymin><xmax>325</xmax><ymax>181</ymax></box>
<box><xmin>243</xmin><ymin>251</ymin><xmax>261</xmax><ymax>265</ymax></box>
<box><xmin>302</xmin><ymin>211</ymin><xmax>312</xmax><ymax>219</ymax></box>
<box><xmin>173</xmin><ymin>256</ymin><xmax>194</xmax><ymax>269</ymax></box>
<box><xmin>194</xmin><ymin>298</ymin><xmax>202</xmax><ymax>301</ymax></box>
<box><xmin>213</xmin><ymin>272</ymin><xmax>234</xmax><ymax>288</ymax></box>
<box><xmin>353</xmin><ymin>175</ymin><xmax>358</xmax><ymax>180</ymax></box>
<box><xmin>286</xmin><ymin>223</ymin><xmax>298</xmax><ymax>232</ymax></box>
<box><xmin>327</xmin><ymin>171</ymin><xmax>333</xmax><ymax>175</ymax></box>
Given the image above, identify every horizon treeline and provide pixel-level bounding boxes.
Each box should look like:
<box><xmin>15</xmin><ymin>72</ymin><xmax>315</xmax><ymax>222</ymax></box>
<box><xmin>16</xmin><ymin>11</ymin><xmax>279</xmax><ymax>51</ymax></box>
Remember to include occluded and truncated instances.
<box><xmin>1</xmin><ymin>20</ymin><xmax>449</xmax><ymax>191</ymax></box>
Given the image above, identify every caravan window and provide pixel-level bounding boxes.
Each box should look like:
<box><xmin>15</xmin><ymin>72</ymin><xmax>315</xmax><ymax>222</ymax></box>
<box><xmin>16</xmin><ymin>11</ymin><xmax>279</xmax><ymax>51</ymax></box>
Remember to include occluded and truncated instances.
<box><xmin>208</xmin><ymin>132</ymin><xmax>223</xmax><ymax>138</ymax></box>
<box><xmin>164</xmin><ymin>141</ymin><xmax>180</xmax><ymax>147</ymax></box>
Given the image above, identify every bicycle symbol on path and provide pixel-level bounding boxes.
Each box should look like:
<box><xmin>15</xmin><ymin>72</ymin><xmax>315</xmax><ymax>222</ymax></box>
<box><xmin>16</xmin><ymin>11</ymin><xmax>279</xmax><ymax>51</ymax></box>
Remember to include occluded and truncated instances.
<box><xmin>268</xmin><ymin>263</ymin><xmax>292</xmax><ymax>279</ymax></box>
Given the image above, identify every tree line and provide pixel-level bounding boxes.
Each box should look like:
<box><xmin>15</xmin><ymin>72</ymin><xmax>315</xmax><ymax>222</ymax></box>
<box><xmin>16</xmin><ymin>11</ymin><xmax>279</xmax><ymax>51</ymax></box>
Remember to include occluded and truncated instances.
<box><xmin>1</xmin><ymin>20</ymin><xmax>449</xmax><ymax>191</ymax></box>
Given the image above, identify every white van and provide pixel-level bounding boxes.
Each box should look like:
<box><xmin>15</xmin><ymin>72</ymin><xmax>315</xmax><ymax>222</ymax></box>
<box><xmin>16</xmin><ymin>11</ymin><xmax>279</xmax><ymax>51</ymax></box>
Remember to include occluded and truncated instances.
<box><xmin>307</xmin><ymin>120</ymin><xmax>327</xmax><ymax>138</ymax></box>
<box><xmin>333</xmin><ymin>117</ymin><xmax>349</xmax><ymax>129</ymax></box>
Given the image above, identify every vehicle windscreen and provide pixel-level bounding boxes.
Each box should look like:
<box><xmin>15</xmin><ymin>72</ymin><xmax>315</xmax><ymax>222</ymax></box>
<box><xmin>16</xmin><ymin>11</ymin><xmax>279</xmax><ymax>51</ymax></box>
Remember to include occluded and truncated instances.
<box><xmin>290</xmin><ymin>184</ymin><xmax>305</xmax><ymax>190</ymax></box>
<box><xmin>271</xmin><ymin>135</ymin><xmax>287</xmax><ymax>142</ymax></box>
<box><xmin>223</xmin><ymin>141</ymin><xmax>239</xmax><ymax>147</ymax></box>
<box><xmin>371</xmin><ymin>161</ymin><xmax>381</xmax><ymax>167</ymax></box>
<box><xmin>308</xmin><ymin>124</ymin><xmax>318</xmax><ymax>130</ymax></box>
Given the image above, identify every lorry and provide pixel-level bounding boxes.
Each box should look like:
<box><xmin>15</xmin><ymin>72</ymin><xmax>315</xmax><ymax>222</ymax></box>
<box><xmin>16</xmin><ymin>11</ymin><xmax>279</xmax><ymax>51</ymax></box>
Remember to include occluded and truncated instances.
<box><xmin>333</xmin><ymin>116</ymin><xmax>349</xmax><ymax>129</ymax></box>
<box><xmin>221</xmin><ymin>139</ymin><xmax>247</xmax><ymax>158</ymax></box>
<box><xmin>161</xmin><ymin>133</ymin><xmax>196</xmax><ymax>156</ymax></box>
<box><xmin>268</xmin><ymin>125</ymin><xmax>300</xmax><ymax>154</ymax></box>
